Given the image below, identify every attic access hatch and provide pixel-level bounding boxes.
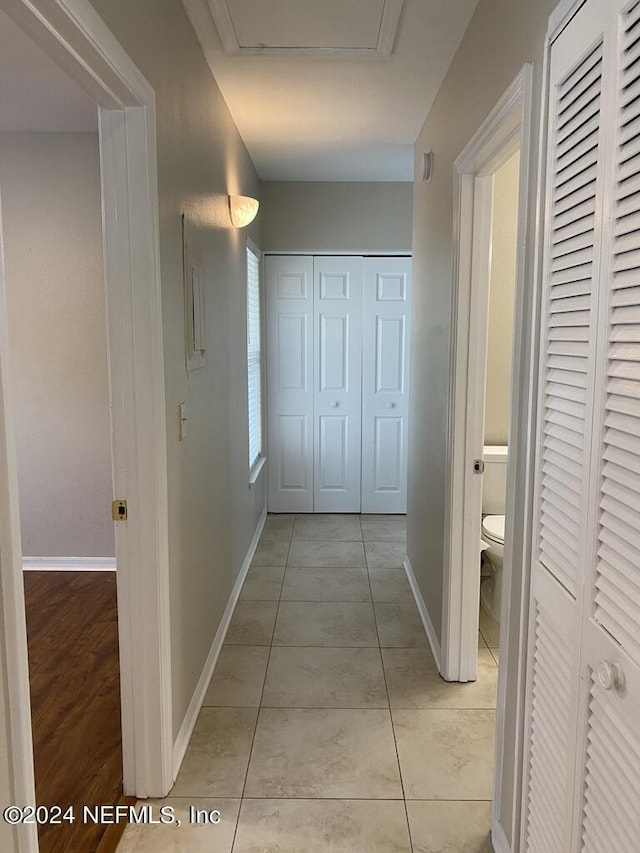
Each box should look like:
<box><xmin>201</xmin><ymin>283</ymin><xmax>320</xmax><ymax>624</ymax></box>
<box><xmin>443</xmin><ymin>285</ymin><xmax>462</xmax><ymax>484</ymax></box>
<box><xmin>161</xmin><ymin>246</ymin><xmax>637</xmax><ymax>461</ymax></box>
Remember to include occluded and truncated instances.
<box><xmin>208</xmin><ymin>0</ymin><xmax>404</xmax><ymax>58</ymax></box>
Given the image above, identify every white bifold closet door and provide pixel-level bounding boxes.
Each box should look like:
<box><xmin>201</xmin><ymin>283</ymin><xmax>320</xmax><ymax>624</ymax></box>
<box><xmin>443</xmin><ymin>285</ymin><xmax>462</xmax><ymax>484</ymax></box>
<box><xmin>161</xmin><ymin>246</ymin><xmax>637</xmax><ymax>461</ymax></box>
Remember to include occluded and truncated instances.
<box><xmin>361</xmin><ymin>257</ymin><xmax>411</xmax><ymax>513</ymax></box>
<box><xmin>265</xmin><ymin>256</ymin><xmax>314</xmax><ymax>512</ymax></box>
<box><xmin>314</xmin><ymin>257</ymin><xmax>363</xmax><ymax>512</ymax></box>
<box><xmin>524</xmin><ymin>1</ymin><xmax>640</xmax><ymax>851</ymax></box>
<box><xmin>266</xmin><ymin>255</ymin><xmax>411</xmax><ymax>513</ymax></box>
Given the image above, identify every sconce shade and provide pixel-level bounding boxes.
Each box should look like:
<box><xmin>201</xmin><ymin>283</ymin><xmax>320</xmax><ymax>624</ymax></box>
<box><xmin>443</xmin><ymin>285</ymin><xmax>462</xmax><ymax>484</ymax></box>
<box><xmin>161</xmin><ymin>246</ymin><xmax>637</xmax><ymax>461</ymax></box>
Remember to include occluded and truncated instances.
<box><xmin>229</xmin><ymin>195</ymin><xmax>259</xmax><ymax>227</ymax></box>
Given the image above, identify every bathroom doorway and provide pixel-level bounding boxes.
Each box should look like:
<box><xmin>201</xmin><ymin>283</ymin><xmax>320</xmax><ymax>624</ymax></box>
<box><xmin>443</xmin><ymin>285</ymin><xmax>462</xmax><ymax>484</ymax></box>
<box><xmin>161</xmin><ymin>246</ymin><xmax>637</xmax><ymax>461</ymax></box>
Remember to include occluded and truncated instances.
<box><xmin>478</xmin><ymin>149</ymin><xmax>520</xmax><ymax>659</ymax></box>
<box><xmin>441</xmin><ymin>64</ymin><xmax>537</xmax><ymax>848</ymax></box>
<box><xmin>442</xmin><ymin>65</ymin><xmax>533</xmax><ymax>685</ymax></box>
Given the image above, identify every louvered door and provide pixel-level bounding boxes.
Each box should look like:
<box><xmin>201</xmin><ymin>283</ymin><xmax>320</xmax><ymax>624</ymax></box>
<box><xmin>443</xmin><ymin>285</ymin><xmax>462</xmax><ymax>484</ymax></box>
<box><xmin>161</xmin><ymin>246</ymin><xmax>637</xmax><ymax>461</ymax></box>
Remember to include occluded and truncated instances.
<box><xmin>524</xmin><ymin>4</ymin><xmax>606</xmax><ymax>849</ymax></box>
<box><xmin>525</xmin><ymin>1</ymin><xmax>640</xmax><ymax>850</ymax></box>
<box><xmin>575</xmin><ymin>1</ymin><xmax>640</xmax><ymax>849</ymax></box>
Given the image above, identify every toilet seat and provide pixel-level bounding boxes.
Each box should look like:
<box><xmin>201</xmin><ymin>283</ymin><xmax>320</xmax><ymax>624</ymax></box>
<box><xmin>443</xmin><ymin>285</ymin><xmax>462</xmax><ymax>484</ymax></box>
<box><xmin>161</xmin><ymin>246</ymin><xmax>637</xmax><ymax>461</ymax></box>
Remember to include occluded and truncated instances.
<box><xmin>481</xmin><ymin>514</ymin><xmax>505</xmax><ymax>545</ymax></box>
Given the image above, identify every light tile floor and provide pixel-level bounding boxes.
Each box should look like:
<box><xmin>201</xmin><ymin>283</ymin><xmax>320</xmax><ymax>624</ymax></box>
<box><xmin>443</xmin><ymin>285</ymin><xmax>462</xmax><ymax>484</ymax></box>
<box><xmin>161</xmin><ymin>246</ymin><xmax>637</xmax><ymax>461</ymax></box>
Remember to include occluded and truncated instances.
<box><xmin>119</xmin><ymin>514</ymin><xmax>498</xmax><ymax>853</ymax></box>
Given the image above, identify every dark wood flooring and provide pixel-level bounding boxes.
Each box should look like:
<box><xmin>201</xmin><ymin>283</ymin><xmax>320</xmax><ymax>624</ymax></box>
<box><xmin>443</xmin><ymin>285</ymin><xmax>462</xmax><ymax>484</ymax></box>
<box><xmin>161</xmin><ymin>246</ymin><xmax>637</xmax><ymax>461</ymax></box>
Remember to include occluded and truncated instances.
<box><xmin>23</xmin><ymin>571</ymin><xmax>131</xmax><ymax>853</ymax></box>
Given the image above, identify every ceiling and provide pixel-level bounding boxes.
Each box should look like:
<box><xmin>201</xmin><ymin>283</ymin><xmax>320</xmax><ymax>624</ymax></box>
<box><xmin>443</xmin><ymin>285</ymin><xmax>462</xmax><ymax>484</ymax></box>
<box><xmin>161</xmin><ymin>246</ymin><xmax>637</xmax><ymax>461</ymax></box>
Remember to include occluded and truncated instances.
<box><xmin>183</xmin><ymin>0</ymin><xmax>480</xmax><ymax>181</ymax></box>
<box><xmin>0</xmin><ymin>2</ymin><xmax>479</xmax><ymax>179</ymax></box>
<box><xmin>0</xmin><ymin>10</ymin><xmax>97</xmax><ymax>133</ymax></box>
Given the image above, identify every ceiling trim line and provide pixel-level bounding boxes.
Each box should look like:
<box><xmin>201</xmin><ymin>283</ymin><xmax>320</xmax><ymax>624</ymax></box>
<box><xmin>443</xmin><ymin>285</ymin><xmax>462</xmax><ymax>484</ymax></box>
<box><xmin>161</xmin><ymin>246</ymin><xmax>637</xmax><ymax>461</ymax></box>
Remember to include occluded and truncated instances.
<box><xmin>189</xmin><ymin>0</ymin><xmax>404</xmax><ymax>60</ymax></box>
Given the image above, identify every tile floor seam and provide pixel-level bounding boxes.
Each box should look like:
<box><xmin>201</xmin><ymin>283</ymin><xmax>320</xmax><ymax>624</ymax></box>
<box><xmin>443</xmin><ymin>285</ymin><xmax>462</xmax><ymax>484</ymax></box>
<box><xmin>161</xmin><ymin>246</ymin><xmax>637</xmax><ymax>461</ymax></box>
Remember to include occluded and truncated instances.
<box><xmin>230</xmin><ymin>528</ymin><xmax>291</xmax><ymax>852</ymax></box>
<box><xmin>171</xmin><ymin>515</ymin><xmax>494</xmax><ymax>852</ymax></box>
<box><xmin>364</xmin><ymin>541</ymin><xmax>415</xmax><ymax>853</ymax></box>
<box><xmin>235</xmin><ymin>795</ymin><xmax>409</xmax><ymax>801</ymax></box>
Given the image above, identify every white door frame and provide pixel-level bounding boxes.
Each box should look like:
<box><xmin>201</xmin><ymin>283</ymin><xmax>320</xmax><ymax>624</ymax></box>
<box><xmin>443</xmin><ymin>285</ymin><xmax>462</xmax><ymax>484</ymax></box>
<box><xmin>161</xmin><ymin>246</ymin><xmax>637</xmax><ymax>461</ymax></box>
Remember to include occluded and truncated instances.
<box><xmin>443</xmin><ymin>64</ymin><xmax>533</xmax><ymax>680</ymax></box>
<box><xmin>0</xmin><ymin>1</ymin><xmax>173</xmax><ymax>844</ymax></box>
<box><xmin>442</xmin><ymin>64</ymin><xmax>536</xmax><ymax>850</ymax></box>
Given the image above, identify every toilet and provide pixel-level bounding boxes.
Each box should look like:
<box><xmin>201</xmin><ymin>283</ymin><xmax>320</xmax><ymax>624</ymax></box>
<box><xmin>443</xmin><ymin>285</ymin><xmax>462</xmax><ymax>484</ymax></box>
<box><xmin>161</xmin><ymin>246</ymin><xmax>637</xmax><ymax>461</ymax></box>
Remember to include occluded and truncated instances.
<box><xmin>480</xmin><ymin>445</ymin><xmax>508</xmax><ymax>623</ymax></box>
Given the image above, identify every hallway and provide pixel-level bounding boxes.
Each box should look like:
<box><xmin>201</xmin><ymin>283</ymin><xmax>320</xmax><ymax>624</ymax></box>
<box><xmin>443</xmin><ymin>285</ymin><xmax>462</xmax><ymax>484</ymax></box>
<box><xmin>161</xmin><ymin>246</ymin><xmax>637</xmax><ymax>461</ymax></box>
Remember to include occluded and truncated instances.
<box><xmin>119</xmin><ymin>514</ymin><xmax>497</xmax><ymax>852</ymax></box>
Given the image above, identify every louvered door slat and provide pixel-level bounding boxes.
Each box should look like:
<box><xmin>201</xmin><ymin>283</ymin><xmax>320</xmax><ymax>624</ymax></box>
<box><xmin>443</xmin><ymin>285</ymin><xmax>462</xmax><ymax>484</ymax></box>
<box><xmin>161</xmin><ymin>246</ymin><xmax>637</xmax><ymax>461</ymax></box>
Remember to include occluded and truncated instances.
<box><xmin>541</xmin><ymin>477</ymin><xmax>581</xmax><ymax>515</ymax></box>
<box><xmin>594</xmin><ymin>5</ymin><xmax>640</xmax><ymax>665</ymax></box>
<box><xmin>524</xmin><ymin>567</ymin><xmax>578</xmax><ymax>852</ymax></box>
<box><xmin>542</xmin><ymin>485</ymin><xmax>581</xmax><ymax>525</ymax></box>
<box><xmin>580</xmin><ymin>673</ymin><xmax>640</xmax><ymax>853</ymax></box>
<box><xmin>555</xmin><ymin>170</ymin><xmax>597</xmax><ymax>207</ymax></box>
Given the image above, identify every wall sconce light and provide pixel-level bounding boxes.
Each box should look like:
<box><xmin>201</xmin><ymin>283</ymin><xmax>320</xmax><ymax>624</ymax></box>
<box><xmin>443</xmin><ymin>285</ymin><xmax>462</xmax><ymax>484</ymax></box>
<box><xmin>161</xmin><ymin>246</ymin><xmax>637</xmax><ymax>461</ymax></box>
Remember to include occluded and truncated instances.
<box><xmin>422</xmin><ymin>151</ymin><xmax>434</xmax><ymax>182</ymax></box>
<box><xmin>229</xmin><ymin>195</ymin><xmax>259</xmax><ymax>228</ymax></box>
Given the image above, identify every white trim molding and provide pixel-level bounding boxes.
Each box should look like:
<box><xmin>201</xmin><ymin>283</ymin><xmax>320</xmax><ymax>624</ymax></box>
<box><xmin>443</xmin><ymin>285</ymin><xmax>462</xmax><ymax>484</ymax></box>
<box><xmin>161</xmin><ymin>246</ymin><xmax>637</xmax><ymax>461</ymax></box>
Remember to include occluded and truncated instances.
<box><xmin>0</xmin><ymin>184</ymin><xmax>39</xmax><ymax>853</ymax></box>
<box><xmin>547</xmin><ymin>0</ymin><xmax>588</xmax><ymax>42</ymax></box>
<box><xmin>22</xmin><ymin>557</ymin><xmax>117</xmax><ymax>572</ymax></box>
<box><xmin>443</xmin><ymin>64</ymin><xmax>533</xmax><ymax>682</ymax></box>
<box><xmin>403</xmin><ymin>558</ymin><xmax>441</xmax><ymax>670</ymax></box>
<box><xmin>172</xmin><ymin>508</ymin><xmax>267</xmax><ymax>779</ymax></box>
<box><xmin>0</xmin><ymin>0</ymin><xmax>174</xmax><ymax>823</ymax></box>
<box><xmin>491</xmin><ymin>821</ymin><xmax>512</xmax><ymax>853</ymax></box>
<box><xmin>441</xmin><ymin>62</ymin><xmax>538</xmax><ymax>853</ymax></box>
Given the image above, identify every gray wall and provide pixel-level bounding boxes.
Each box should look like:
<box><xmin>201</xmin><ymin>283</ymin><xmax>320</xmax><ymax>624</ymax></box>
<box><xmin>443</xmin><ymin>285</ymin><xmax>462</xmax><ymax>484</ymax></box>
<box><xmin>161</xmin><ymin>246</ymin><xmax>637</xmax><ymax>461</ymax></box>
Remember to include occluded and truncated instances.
<box><xmin>0</xmin><ymin>630</ymin><xmax>17</xmax><ymax>852</ymax></box>
<box><xmin>407</xmin><ymin>0</ymin><xmax>558</xmax><ymax>845</ymax></box>
<box><xmin>260</xmin><ymin>181</ymin><xmax>413</xmax><ymax>252</ymax></box>
<box><xmin>0</xmin><ymin>132</ymin><xmax>114</xmax><ymax>559</ymax></box>
<box><xmin>88</xmin><ymin>0</ymin><xmax>266</xmax><ymax>740</ymax></box>
<box><xmin>485</xmin><ymin>151</ymin><xmax>519</xmax><ymax>446</ymax></box>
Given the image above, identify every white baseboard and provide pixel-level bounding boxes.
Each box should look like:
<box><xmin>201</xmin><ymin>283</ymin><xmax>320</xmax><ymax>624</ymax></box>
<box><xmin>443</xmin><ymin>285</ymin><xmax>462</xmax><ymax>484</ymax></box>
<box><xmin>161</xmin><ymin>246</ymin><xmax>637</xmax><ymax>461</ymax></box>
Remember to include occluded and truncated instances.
<box><xmin>171</xmin><ymin>507</ymin><xmax>267</xmax><ymax>781</ymax></box>
<box><xmin>22</xmin><ymin>556</ymin><xmax>117</xmax><ymax>572</ymax></box>
<box><xmin>491</xmin><ymin>821</ymin><xmax>511</xmax><ymax>853</ymax></box>
<box><xmin>403</xmin><ymin>557</ymin><xmax>442</xmax><ymax>669</ymax></box>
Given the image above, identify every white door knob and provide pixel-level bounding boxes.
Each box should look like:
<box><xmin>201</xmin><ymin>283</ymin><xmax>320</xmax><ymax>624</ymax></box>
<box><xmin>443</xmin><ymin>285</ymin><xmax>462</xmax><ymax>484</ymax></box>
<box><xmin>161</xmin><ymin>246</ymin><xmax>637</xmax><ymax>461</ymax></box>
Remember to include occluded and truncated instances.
<box><xmin>597</xmin><ymin>661</ymin><xmax>625</xmax><ymax>692</ymax></box>
<box><xmin>330</xmin><ymin>401</ymin><xmax>339</xmax><ymax>408</ymax></box>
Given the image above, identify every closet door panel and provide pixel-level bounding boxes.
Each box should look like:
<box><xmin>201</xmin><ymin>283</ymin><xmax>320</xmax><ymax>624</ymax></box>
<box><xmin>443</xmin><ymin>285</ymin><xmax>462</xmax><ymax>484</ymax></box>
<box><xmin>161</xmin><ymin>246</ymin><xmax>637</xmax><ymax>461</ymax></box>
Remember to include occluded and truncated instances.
<box><xmin>314</xmin><ymin>257</ymin><xmax>363</xmax><ymax>512</ymax></box>
<box><xmin>575</xmin><ymin>3</ymin><xmax>640</xmax><ymax>848</ymax></box>
<box><xmin>525</xmin><ymin>569</ymin><xmax>580</xmax><ymax>853</ymax></box>
<box><xmin>266</xmin><ymin>256</ymin><xmax>314</xmax><ymax>512</ymax></box>
<box><xmin>362</xmin><ymin>257</ymin><xmax>411</xmax><ymax>513</ymax></box>
<box><xmin>578</xmin><ymin>635</ymin><xmax>640</xmax><ymax>853</ymax></box>
<box><xmin>524</xmin><ymin>2</ymin><xmax>608</xmax><ymax>849</ymax></box>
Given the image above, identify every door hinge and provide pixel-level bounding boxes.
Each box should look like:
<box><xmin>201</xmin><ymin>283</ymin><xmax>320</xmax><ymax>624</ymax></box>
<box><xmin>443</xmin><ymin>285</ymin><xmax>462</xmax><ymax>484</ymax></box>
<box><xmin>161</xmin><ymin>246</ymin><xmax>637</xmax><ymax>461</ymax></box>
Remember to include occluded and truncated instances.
<box><xmin>473</xmin><ymin>459</ymin><xmax>485</xmax><ymax>475</ymax></box>
<box><xmin>112</xmin><ymin>500</ymin><xmax>128</xmax><ymax>521</ymax></box>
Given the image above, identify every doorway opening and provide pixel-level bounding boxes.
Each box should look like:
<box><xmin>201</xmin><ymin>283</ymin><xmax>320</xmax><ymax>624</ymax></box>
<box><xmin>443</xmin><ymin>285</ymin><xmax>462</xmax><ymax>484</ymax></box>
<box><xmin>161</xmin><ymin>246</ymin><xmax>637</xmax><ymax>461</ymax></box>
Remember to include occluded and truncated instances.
<box><xmin>0</xmin><ymin>2</ymin><xmax>173</xmax><ymax>849</ymax></box>
<box><xmin>478</xmin><ymin>149</ymin><xmax>521</xmax><ymax>664</ymax></box>
<box><xmin>0</xmin><ymin>21</ymin><xmax>129</xmax><ymax>845</ymax></box>
<box><xmin>442</xmin><ymin>65</ymin><xmax>536</xmax><ymax>849</ymax></box>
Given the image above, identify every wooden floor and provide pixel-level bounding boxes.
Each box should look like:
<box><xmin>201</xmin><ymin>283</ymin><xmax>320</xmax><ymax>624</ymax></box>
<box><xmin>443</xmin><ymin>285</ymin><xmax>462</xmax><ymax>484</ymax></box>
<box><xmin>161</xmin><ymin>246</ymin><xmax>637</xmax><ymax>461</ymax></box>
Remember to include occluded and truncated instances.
<box><xmin>24</xmin><ymin>571</ymin><xmax>129</xmax><ymax>853</ymax></box>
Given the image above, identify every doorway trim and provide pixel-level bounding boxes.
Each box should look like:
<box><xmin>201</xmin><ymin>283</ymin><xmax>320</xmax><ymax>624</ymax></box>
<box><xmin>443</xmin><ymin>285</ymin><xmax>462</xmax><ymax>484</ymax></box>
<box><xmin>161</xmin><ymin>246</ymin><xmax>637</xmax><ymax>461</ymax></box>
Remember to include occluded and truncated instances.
<box><xmin>442</xmin><ymin>63</ymin><xmax>536</xmax><ymax>849</ymax></box>
<box><xmin>0</xmin><ymin>3</ymin><xmax>173</xmax><ymax>847</ymax></box>
<box><xmin>443</xmin><ymin>64</ymin><xmax>533</xmax><ymax>680</ymax></box>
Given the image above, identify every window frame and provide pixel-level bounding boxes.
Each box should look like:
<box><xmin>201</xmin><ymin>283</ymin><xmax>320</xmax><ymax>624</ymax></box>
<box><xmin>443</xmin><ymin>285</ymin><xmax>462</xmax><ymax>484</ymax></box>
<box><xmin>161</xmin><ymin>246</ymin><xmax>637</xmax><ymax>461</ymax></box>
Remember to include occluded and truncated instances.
<box><xmin>246</xmin><ymin>238</ymin><xmax>265</xmax><ymax>484</ymax></box>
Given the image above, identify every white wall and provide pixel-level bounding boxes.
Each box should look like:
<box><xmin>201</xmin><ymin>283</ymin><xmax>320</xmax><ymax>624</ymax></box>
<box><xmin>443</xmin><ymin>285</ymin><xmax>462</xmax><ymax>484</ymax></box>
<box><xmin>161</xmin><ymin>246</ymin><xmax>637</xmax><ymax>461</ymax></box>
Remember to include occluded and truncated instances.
<box><xmin>484</xmin><ymin>151</ymin><xmax>519</xmax><ymax>446</ymax></box>
<box><xmin>407</xmin><ymin>0</ymin><xmax>558</xmax><ymax>845</ymax></box>
<box><xmin>88</xmin><ymin>0</ymin><xmax>266</xmax><ymax>740</ymax></box>
<box><xmin>0</xmin><ymin>132</ymin><xmax>114</xmax><ymax>559</ymax></box>
<box><xmin>260</xmin><ymin>181</ymin><xmax>413</xmax><ymax>252</ymax></box>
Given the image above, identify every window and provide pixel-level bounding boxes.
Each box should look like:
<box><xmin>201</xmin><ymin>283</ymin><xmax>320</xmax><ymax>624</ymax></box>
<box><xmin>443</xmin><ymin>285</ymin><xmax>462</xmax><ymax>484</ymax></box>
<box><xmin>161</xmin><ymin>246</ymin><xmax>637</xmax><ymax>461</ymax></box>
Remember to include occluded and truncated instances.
<box><xmin>246</xmin><ymin>242</ymin><xmax>263</xmax><ymax>475</ymax></box>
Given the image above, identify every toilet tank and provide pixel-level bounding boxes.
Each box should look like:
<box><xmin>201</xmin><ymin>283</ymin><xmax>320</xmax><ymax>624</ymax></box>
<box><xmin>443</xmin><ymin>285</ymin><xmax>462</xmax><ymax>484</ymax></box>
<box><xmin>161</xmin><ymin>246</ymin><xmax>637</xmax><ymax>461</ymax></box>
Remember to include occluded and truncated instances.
<box><xmin>482</xmin><ymin>445</ymin><xmax>508</xmax><ymax>515</ymax></box>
